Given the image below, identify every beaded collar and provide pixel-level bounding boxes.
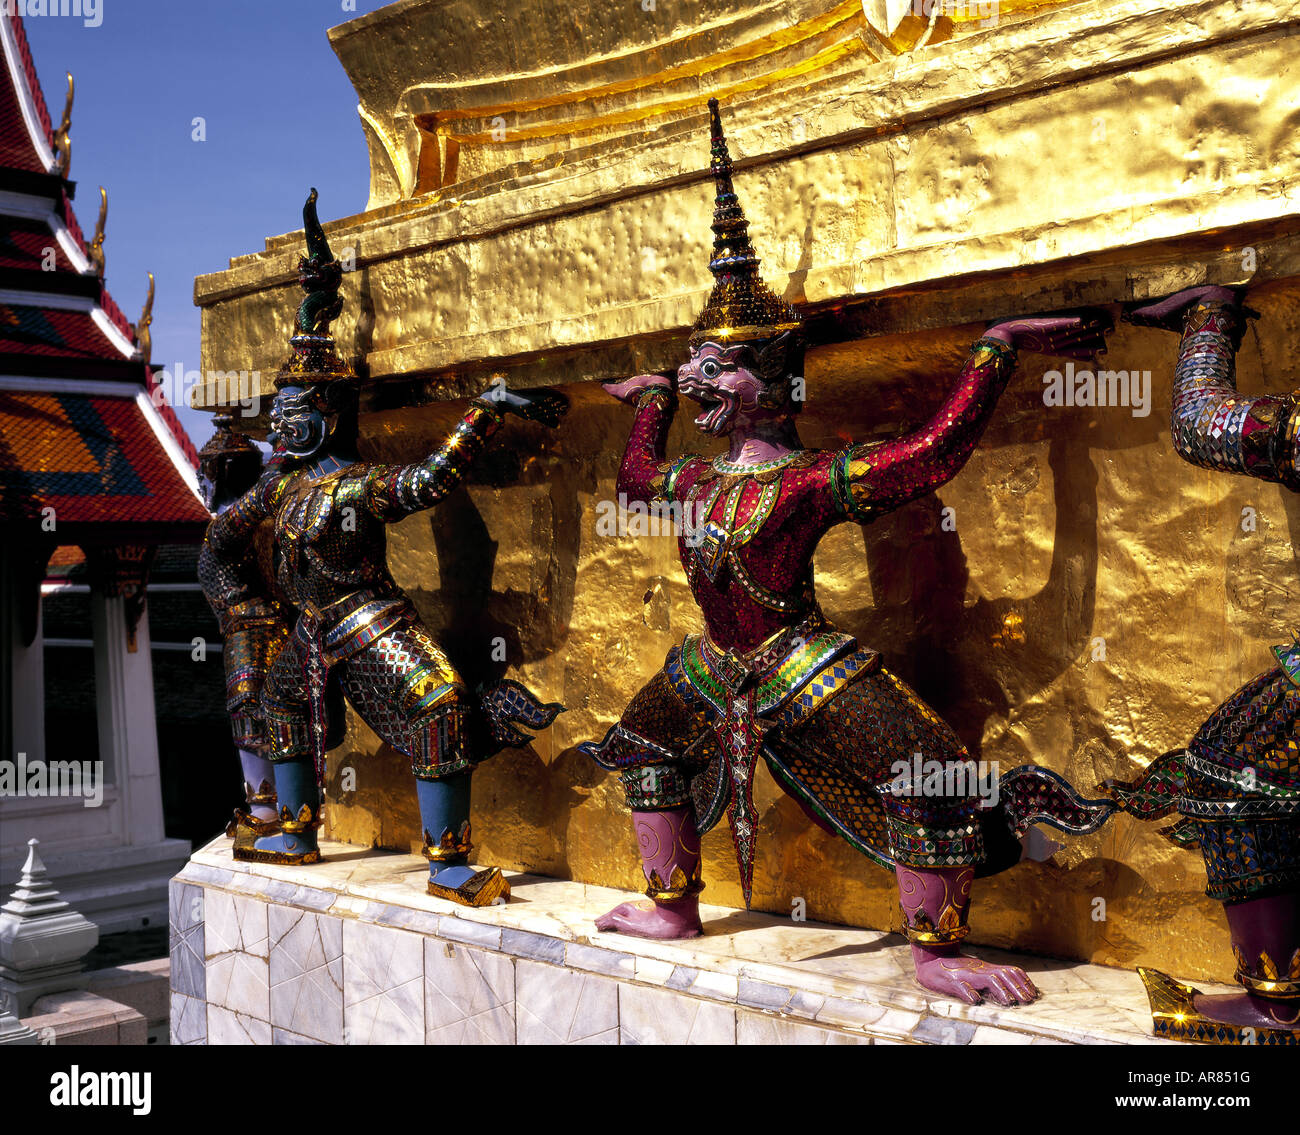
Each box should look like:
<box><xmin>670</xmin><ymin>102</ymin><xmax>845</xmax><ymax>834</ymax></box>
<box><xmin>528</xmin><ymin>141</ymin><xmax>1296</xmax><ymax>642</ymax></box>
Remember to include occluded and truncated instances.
<box><xmin>712</xmin><ymin>451</ymin><xmax>804</xmax><ymax>476</ymax></box>
<box><xmin>695</xmin><ymin>449</ymin><xmax>817</xmax><ymax>492</ymax></box>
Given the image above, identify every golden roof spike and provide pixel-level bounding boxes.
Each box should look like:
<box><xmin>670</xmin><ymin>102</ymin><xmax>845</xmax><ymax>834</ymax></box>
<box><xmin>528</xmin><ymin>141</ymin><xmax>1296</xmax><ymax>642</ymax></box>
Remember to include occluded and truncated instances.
<box><xmin>133</xmin><ymin>272</ymin><xmax>155</xmax><ymax>363</ymax></box>
<box><xmin>89</xmin><ymin>186</ymin><xmax>107</xmax><ymax>277</ymax></box>
<box><xmin>52</xmin><ymin>72</ymin><xmax>73</xmax><ymax>178</ymax></box>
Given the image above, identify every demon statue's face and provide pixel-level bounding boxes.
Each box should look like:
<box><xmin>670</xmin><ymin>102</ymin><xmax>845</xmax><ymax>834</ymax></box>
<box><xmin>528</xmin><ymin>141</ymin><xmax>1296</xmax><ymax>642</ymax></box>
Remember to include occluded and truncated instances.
<box><xmin>268</xmin><ymin>385</ymin><xmax>328</xmax><ymax>459</ymax></box>
<box><xmin>198</xmin><ymin>469</ymin><xmax>218</xmax><ymax>512</ymax></box>
<box><xmin>197</xmin><ymin>436</ymin><xmax>262</xmax><ymax>514</ymax></box>
<box><xmin>677</xmin><ymin>331</ymin><xmax>803</xmax><ymax>437</ymax></box>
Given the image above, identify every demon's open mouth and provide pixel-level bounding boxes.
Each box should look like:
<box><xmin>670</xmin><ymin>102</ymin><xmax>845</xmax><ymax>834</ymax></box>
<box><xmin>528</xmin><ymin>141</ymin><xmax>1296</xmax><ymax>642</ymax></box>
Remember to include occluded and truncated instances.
<box><xmin>680</xmin><ymin>380</ymin><xmax>737</xmax><ymax>435</ymax></box>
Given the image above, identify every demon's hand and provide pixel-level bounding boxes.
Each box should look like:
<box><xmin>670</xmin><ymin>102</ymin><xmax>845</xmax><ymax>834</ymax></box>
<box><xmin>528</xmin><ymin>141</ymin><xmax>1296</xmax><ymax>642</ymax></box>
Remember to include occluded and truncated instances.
<box><xmin>1123</xmin><ymin>285</ymin><xmax>1246</xmax><ymax>334</ymax></box>
<box><xmin>484</xmin><ymin>385</ymin><xmax>569</xmax><ymax>427</ymax></box>
<box><xmin>602</xmin><ymin>374</ymin><xmax>673</xmax><ymax>404</ymax></box>
<box><xmin>985</xmin><ymin>308</ymin><xmax>1113</xmax><ymax>361</ymax></box>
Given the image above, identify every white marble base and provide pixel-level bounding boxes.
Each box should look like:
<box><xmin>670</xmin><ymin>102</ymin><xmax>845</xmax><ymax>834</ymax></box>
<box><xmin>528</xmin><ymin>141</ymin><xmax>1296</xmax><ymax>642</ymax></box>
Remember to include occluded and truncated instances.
<box><xmin>170</xmin><ymin>836</ymin><xmax>1225</xmax><ymax>1045</ymax></box>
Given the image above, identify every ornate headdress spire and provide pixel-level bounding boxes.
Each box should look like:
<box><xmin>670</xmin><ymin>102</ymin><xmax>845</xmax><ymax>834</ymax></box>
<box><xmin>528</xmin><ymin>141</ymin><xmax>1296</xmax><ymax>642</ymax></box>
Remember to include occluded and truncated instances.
<box><xmin>689</xmin><ymin>99</ymin><xmax>802</xmax><ymax>349</ymax></box>
<box><xmin>197</xmin><ymin>412</ymin><xmax>263</xmax><ymax>508</ymax></box>
<box><xmin>198</xmin><ymin>412</ymin><xmax>259</xmax><ymax>469</ymax></box>
<box><xmin>274</xmin><ymin>188</ymin><xmax>356</xmax><ymax>391</ymax></box>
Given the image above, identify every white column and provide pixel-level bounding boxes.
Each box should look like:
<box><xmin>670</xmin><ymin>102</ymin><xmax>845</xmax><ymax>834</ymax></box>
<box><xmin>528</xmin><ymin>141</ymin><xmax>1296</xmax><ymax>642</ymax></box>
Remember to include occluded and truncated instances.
<box><xmin>91</xmin><ymin>594</ymin><xmax>165</xmax><ymax>845</ymax></box>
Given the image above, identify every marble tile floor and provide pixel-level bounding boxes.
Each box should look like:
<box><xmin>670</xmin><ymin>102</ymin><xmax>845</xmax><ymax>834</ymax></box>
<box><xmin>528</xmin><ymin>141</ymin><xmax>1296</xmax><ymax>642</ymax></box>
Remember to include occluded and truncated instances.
<box><xmin>170</xmin><ymin>836</ymin><xmax>1226</xmax><ymax>1046</ymax></box>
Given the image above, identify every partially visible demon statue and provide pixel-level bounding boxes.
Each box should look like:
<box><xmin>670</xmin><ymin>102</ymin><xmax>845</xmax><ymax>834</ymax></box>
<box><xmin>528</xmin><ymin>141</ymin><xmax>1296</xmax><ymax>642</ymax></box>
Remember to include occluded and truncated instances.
<box><xmin>1106</xmin><ymin>286</ymin><xmax>1300</xmax><ymax>1044</ymax></box>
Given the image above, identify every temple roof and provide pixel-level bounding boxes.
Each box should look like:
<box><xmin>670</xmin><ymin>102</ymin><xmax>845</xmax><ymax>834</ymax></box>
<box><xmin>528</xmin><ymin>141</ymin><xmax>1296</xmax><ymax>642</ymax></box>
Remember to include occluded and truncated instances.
<box><xmin>0</xmin><ymin>383</ymin><xmax>210</xmax><ymax>533</ymax></box>
<box><xmin>0</xmin><ymin>3</ymin><xmax>51</xmax><ymax>174</ymax></box>
<box><xmin>0</xmin><ymin>9</ymin><xmax>206</xmax><ymax>538</ymax></box>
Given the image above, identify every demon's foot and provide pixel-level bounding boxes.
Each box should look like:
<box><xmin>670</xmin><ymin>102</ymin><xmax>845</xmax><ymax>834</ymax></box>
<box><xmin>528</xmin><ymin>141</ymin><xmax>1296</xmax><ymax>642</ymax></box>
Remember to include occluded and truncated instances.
<box><xmin>424</xmin><ymin>862</ymin><xmax>510</xmax><ymax>907</ymax></box>
<box><xmin>595</xmin><ymin>898</ymin><xmax>702</xmax><ymax>940</ymax></box>
<box><xmin>253</xmin><ymin>831</ymin><xmax>315</xmax><ymax>854</ymax></box>
<box><xmin>1139</xmin><ymin>969</ymin><xmax>1300</xmax><ymax>1044</ymax></box>
<box><xmin>912</xmin><ymin>949</ymin><xmax>1040</xmax><ymax>1007</ymax></box>
<box><xmin>1192</xmin><ymin>992</ymin><xmax>1300</xmax><ymax>1031</ymax></box>
<box><xmin>236</xmin><ymin>830</ymin><xmax>320</xmax><ymax>865</ymax></box>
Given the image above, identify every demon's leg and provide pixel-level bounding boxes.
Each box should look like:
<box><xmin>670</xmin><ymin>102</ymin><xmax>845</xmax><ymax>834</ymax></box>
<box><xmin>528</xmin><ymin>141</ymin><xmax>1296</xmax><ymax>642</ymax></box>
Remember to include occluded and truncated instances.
<box><xmin>596</xmin><ymin>763</ymin><xmax>704</xmax><ymax>939</ymax></box>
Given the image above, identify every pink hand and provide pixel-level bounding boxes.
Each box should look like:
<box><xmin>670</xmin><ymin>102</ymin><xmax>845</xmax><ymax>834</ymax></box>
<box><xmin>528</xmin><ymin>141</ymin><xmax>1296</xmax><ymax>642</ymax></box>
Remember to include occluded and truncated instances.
<box><xmin>986</xmin><ymin>309</ymin><xmax>1113</xmax><ymax>361</ymax></box>
<box><xmin>603</xmin><ymin>374</ymin><xmax>672</xmax><ymax>404</ymax></box>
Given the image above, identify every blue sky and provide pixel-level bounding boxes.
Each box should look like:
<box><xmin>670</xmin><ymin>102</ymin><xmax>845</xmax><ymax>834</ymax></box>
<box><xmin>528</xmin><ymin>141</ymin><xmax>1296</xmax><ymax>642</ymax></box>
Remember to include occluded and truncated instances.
<box><xmin>24</xmin><ymin>0</ymin><xmax>392</xmax><ymax>447</ymax></box>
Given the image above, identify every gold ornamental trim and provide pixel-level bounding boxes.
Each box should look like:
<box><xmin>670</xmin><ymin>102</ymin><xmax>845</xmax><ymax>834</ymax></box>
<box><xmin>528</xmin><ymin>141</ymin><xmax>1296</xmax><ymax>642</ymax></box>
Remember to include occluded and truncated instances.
<box><xmin>901</xmin><ymin>924</ymin><xmax>972</xmax><ymax>946</ymax></box>
<box><xmin>900</xmin><ymin>899</ymin><xmax>970</xmax><ymax>945</ymax></box>
<box><xmin>1140</xmin><ymin>968</ymin><xmax>1300</xmax><ymax>1046</ymax></box>
<box><xmin>279</xmin><ymin>802</ymin><xmax>324</xmax><ymax>835</ymax></box>
<box><xmin>645</xmin><ymin>864</ymin><xmax>705</xmax><ymax>903</ymax></box>
<box><xmin>423</xmin><ymin>822</ymin><xmax>473</xmax><ymax>863</ymax></box>
<box><xmin>225</xmin><ymin>807</ymin><xmax>280</xmax><ymax>847</ymax></box>
<box><xmin>1237</xmin><ymin>972</ymin><xmax>1300</xmax><ymax>1000</ymax></box>
<box><xmin>233</xmin><ymin>845</ymin><xmax>323</xmax><ymax>867</ymax></box>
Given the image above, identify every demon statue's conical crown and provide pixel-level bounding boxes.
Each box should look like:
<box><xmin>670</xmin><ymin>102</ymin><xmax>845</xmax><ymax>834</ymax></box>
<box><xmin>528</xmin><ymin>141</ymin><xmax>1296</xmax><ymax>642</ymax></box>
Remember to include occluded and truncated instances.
<box><xmin>274</xmin><ymin>188</ymin><xmax>356</xmax><ymax>394</ymax></box>
<box><xmin>689</xmin><ymin>99</ymin><xmax>803</xmax><ymax>354</ymax></box>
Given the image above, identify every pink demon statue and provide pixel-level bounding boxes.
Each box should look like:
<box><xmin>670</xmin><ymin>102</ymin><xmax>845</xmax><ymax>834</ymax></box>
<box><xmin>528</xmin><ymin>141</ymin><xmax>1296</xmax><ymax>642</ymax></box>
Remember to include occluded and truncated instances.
<box><xmin>583</xmin><ymin>99</ymin><xmax>1116</xmax><ymax>1007</ymax></box>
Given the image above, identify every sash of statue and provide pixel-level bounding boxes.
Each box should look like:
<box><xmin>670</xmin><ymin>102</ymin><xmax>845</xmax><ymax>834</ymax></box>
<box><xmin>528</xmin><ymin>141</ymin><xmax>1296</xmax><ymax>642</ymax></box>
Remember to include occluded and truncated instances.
<box><xmin>296</xmin><ymin>601</ymin><xmax>331</xmax><ymax>788</ymax></box>
<box><xmin>716</xmin><ymin>687</ymin><xmax>769</xmax><ymax>909</ymax></box>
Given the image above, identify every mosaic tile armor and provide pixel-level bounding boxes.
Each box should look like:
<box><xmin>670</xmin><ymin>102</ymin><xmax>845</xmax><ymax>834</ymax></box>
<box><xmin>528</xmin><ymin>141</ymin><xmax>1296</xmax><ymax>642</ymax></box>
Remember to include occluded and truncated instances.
<box><xmin>200</xmin><ymin>190</ymin><xmax>563</xmax><ymax>905</ymax></box>
<box><xmin>196</xmin><ymin>415</ymin><xmax>290</xmax><ymax>836</ymax></box>
<box><xmin>1109</xmin><ymin>299</ymin><xmax>1300</xmax><ymax>902</ymax></box>
<box><xmin>197</xmin><ymin>469</ymin><xmax>290</xmax><ymax>763</ymax></box>
<box><xmin>589</xmin><ymin>345</ymin><xmax>1108</xmax><ymax>904</ymax></box>
<box><xmin>205</xmin><ymin>400</ymin><xmax>507</xmax><ymax>785</ymax></box>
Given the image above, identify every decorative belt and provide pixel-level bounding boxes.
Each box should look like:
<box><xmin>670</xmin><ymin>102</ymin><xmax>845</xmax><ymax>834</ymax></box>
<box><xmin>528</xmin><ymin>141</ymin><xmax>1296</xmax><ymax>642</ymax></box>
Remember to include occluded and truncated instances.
<box><xmin>699</xmin><ymin>608</ymin><xmax>830</xmax><ymax>693</ymax></box>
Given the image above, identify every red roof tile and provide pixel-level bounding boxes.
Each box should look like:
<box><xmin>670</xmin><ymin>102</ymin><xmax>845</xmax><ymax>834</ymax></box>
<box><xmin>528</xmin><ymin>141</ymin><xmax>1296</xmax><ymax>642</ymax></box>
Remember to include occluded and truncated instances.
<box><xmin>0</xmin><ymin>389</ymin><xmax>209</xmax><ymax>525</ymax></box>
<box><xmin>0</xmin><ymin>302</ymin><xmax>121</xmax><ymax>357</ymax></box>
<box><xmin>146</xmin><ymin>374</ymin><xmax>200</xmax><ymax>467</ymax></box>
<box><xmin>0</xmin><ymin>11</ymin><xmax>199</xmax><ymax>474</ymax></box>
<box><xmin>0</xmin><ymin>11</ymin><xmax>50</xmax><ymax>173</ymax></box>
<box><xmin>5</xmin><ymin>9</ymin><xmax>53</xmax><ymax>150</ymax></box>
<box><xmin>0</xmin><ymin>216</ymin><xmax>78</xmax><ymax>271</ymax></box>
